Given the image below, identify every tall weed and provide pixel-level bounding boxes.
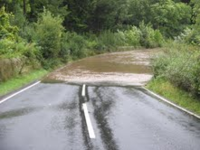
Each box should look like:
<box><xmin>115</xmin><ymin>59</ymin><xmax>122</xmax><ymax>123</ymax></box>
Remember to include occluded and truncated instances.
<box><xmin>152</xmin><ymin>42</ymin><xmax>200</xmax><ymax>97</ymax></box>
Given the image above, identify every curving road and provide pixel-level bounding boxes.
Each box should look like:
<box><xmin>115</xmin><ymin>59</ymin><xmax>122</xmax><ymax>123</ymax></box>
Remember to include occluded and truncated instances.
<box><xmin>0</xmin><ymin>83</ymin><xmax>200</xmax><ymax>150</ymax></box>
<box><xmin>1</xmin><ymin>50</ymin><xmax>200</xmax><ymax>150</ymax></box>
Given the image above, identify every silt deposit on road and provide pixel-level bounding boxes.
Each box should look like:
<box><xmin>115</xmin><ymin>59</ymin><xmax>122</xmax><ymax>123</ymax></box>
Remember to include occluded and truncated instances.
<box><xmin>44</xmin><ymin>49</ymin><xmax>161</xmax><ymax>85</ymax></box>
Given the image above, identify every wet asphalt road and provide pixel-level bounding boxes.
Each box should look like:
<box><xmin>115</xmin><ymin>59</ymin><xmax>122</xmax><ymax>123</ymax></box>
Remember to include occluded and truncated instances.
<box><xmin>0</xmin><ymin>83</ymin><xmax>200</xmax><ymax>150</ymax></box>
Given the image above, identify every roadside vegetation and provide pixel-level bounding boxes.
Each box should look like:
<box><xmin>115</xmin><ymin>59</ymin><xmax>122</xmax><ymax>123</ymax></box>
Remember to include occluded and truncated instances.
<box><xmin>0</xmin><ymin>0</ymin><xmax>200</xmax><ymax>114</ymax></box>
<box><xmin>147</xmin><ymin>78</ymin><xmax>200</xmax><ymax>115</ymax></box>
<box><xmin>146</xmin><ymin>0</ymin><xmax>200</xmax><ymax>114</ymax></box>
<box><xmin>0</xmin><ymin>69</ymin><xmax>47</xmax><ymax>96</ymax></box>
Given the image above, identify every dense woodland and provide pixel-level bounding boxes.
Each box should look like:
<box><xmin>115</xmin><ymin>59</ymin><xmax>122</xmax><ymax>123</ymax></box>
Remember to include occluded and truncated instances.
<box><xmin>0</xmin><ymin>0</ymin><xmax>200</xmax><ymax>97</ymax></box>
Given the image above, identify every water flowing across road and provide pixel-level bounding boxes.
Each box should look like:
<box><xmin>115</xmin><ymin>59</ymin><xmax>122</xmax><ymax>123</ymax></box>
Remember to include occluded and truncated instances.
<box><xmin>44</xmin><ymin>49</ymin><xmax>161</xmax><ymax>85</ymax></box>
<box><xmin>1</xmin><ymin>49</ymin><xmax>200</xmax><ymax>150</ymax></box>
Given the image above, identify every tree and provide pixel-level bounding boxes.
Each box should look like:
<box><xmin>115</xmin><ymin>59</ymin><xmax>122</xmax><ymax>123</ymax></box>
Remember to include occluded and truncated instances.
<box><xmin>151</xmin><ymin>0</ymin><xmax>192</xmax><ymax>37</ymax></box>
<box><xmin>191</xmin><ymin>0</ymin><xmax>200</xmax><ymax>25</ymax></box>
<box><xmin>28</xmin><ymin>0</ymin><xmax>68</xmax><ymax>22</ymax></box>
<box><xmin>0</xmin><ymin>0</ymin><xmax>30</xmax><ymax>15</ymax></box>
<box><xmin>34</xmin><ymin>9</ymin><xmax>64</xmax><ymax>68</ymax></box>
<box><xmin>88</xmin><ymin>0</ymin><xmax>129</xmax><ymax>32</ymax></box>
<box><xmin>63</xmin><ymin>0</ymin><xmax>129</xmax><ymax>32</ymax></box>
<box><xmin>63</xmin><ymin>0</ymin><xmax>96</xmax><ymax>32</ymax></box>
<box><xmin>0</xmin><ymin>6</ymin><xmax>18</xmax><ymax>40</ymax></box>
<box><xmin>188</xmin><ymin>0</ymin><xmax>200</xmax><ymax>44</ymax></box>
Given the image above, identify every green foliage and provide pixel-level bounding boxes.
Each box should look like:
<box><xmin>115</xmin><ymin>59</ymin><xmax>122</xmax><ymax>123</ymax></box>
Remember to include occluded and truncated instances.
<box><xmin>151</xmin><ymin>43</ymin><xmax>200</xmax><ymax>97</ymax></box>
<box><xmin>64</xmin><ymin>0</ymin><xmax>129</xmax><ymax>32</ymax></box>
<box><xmin>126</xmin><ymin>0</ymin><xmax>153</xmax><ymax>26</ymax></box>
<box><xmin>0</xmin><ymin>69</ymin><xmax>48</xmax><ymax>96</ymax></box>
<box><xmin>147</xmin><ymin>77</ymin><xmax>200</xmax><ymax>115</ymax></box>
<box><xmin>177</xmin><ymin>0</ymin><xmax>200</xmax><ymax>46</ymax></box>
<box><xmin>0</xmin><ymin>39</ymin><xmax>16</xmax><ymax>57</ymax></box>
<box><xmin>0</xmin><ymin>6</ymin><xmax>18</xmax><ymax>40</ymax></box>
<box><xmin>123</xmin><ymin>26</ymin><xmax>141</xmax><ymax>46</ymax></box>
<box><xmin>28</xmin><ymin>0</ymin><xmax>68</xmax><ymax>21</ymax></box>
<box><xmin>93</xmin><ymin>25</ymin><xmax>164</xmax><ymax>51</ymax></box>
<box><xmin>96</xmin><ymin>30</ymin><xmax>118</xmax><ymax>51</ymax></box>
<box><xmin>0</xmin><ymin>6</ymin><xmax>42</xmax><ymax>81</ymax></box>
<box><xmin>34</xmin><ymin>9</ymin><xmax>64</xmax><ymax>68</ymax></box>
<box><xmin>192</xmin><ymin>0</ymin><xmax>200</xmax><ymax>25</ymax></box>
<box><xmin>139</xmin><ymin>22</ymin><xmax>164</xmax><ymax>48</ymax></box>
<box><xmin>65</xmin><ymin>32</ymin><xmax>88</xmax><ymax>59</ymax></box>
<box><xmin>151</xmin><ymin>51</ymin><xmax>171</xmax><ymax>77</ymax></box>
<box><xmin>151</xmin><ymin>0</ymin><xmax>191</xmax><ymax>37</ymax></box>
<box><xmin>59</xmin><ymin>33</ymin><xmax>71</xmax><ymax>62</ymax></box>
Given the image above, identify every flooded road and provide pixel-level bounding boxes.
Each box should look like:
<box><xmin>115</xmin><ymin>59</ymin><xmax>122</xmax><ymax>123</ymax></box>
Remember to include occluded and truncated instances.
<box><xmin>0</xmin><ymin>84</ymin><xmax>200</xmax><ymax>150</ymax></box>
<box><xmin>1</xmin><ymin>49</ymin><xmax>200</xmax><ymax>150</ymax></box>
<box><xmin>45</xmin><ymin>49</ymin><xmax>160</xmax><ymax>85</ymax></box>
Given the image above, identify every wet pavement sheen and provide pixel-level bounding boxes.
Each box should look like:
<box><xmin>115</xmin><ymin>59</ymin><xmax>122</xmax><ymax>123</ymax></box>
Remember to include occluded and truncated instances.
<box><xmin>0</xmin><ymin>83</ymin><xmax>200</xmax><ymax>150</ymax></box>
<box><xmin>1</xmin><ymin>50</ymin><xmax>200</xmax><ymax>150</ymax></box>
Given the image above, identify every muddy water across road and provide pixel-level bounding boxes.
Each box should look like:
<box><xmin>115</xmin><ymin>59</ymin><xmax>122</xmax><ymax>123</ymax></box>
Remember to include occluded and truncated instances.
<box><xmin>44</xmin><ymin>49</ymin><xmax>161</xmax><ymax>85</ymax></box>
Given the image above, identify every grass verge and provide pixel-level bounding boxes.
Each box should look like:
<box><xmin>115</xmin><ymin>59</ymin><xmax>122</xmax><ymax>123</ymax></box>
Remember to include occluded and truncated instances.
<box><xmin>0</xmin><ymin>69</ymin><xmax>48</xmax><ymax>97</ymax></box>
<box><xmin>146</xmin><ymin>78</ymin><xmax>200</xmax><ymax>116</ymax></box>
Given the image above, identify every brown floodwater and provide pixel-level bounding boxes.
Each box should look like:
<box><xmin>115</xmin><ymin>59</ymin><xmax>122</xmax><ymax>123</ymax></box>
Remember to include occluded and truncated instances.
<box><xmin>43</xmin><ymin>49</ymin><xmax>161</xmax><ymax>85</ymax></box>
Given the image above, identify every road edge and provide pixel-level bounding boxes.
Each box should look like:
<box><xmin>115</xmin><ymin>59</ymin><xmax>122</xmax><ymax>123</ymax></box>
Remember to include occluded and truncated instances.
<box><xmin>142</xmin><ymin>87</ymin><xmax>200</xmax><ymax>119</ymax></box>
<box><xmin>0</xmin><ymin>81</ymin><xmax>41</xmax><ymax>104</ymax></box>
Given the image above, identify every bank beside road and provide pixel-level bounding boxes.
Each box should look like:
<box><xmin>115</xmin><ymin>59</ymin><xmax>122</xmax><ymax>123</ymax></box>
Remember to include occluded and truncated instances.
<box><xmin>0</xmin><ymin>69</ymin><xmax>48</xmax><ymax>98</ymax></box>
<box><xmin>146</xmin><ymin>78</ymin><xmax>200</xmax><ymax>116</ymax></box>
<box><xmin>1</xmin><ymin>49</ymin><xmax>200</xmax><ymax>119</ymax></box>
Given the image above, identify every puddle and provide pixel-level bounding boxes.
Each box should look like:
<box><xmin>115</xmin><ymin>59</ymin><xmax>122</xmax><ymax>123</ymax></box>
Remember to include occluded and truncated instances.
<box><xmin>43</xmin><ymin>49</ymin><xmax>162</xmax><ymax>85</ymax></box>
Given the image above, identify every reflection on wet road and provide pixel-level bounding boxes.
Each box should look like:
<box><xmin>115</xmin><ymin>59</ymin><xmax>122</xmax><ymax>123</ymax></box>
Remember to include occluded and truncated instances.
<box><xmin>0</xmin><ymin>84</ymin><xmax>86</xmax><ymax>150</ymax></box>
<box><xmin>0</xmin><ymin>83</ymin><xmax>200</xmax><ymax>150</ymax></box>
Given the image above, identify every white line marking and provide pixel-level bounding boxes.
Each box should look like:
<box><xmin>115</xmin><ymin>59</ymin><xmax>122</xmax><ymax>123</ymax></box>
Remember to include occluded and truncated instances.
<box><xmin>0</xmin><ymin>81</ymin><xmax>41</xmax><ymax>104</ymax></box>
<box><xmin>82</xmin><ymin>103</ymin><xmax>95</xmax><ymax>139</ymax></box>
<box><xmin>143</xmin><ymin>87</ymin><xmax>200</xmax><ymax>119</ymax></box>
<box><xmin>82</xmin><ymin>84</ymin><xmax>86</xmax><ymax>97</ymax></box>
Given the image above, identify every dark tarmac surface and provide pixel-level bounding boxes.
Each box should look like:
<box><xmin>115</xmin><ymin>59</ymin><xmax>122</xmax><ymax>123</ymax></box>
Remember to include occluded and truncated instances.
<box><xmin>0</xmin><ymin>83</ymin><xmax>200</xmax><ymax>150</ymax></box>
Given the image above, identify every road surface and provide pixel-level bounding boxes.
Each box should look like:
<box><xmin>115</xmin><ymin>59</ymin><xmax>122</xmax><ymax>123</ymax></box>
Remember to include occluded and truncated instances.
<box><xmin>0</xmin><ymin>83</ymin><xmax>200</xmax><ymax>150</ymax></box>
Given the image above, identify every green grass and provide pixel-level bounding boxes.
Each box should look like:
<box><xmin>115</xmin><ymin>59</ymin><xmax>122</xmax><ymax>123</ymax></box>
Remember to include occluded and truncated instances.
<box><xmin>0</xmin><ymin>69</ymin><xmax>48</xmax><ymax>96</ymax></box>
<box><xmin>146</xmin><ymin>78</ymin><xmax>200</xmax><ymax>115</ymax></box>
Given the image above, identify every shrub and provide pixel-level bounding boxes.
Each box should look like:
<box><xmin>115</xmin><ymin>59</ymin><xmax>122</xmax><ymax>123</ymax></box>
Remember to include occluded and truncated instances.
<box><xmin>0</xmin><ymin>7</ymin><xmax>18</xmax><ymax>40</ymax></box>
<box><xmin>139</xmin><ymin>22</ymin><xmax>164</xmax><ymax>48</ymax></box>
<box><xmin>66</xmin><ymin>32</ymin><xmax>88</xmax><ymax>59</ymax></box>
<box><xmin>0</xmin><ymin>58</ymin><xmax>23</xmax><ymax>81</ymax></box>
<box><xmin>151</xmin><ymin>51</ymin><xmax>172</xmax><ymax>77</ymax></box>
<box><xmin>97</xmin><ymin>30</ymin><xmax>118</xmax><ymax>51</ymax></box>
<box><xmin>124</xmin><ymin>26</ymin><xmax>141</xmax><ymax>47</ymax></box>
<box><xmin>0</xmin><ymin>39</ymin><xmax>16</xmax><ymax>57</ymax></box>
<box><xmin>34</xmin><ymin>9</ymin><xmax>64</xmax><ymax>68</ymax></box>
<box><xmin>151</xmin><ymin>0</ymin><xmax>192</xmax><ymax>37</ymax></box>
<box><xmin>115</xmin><ymin>30</ymin><xmax>127</xmax><ymax>46</ymax></box>
<box><xmin>59</xmin><ymin>32</ymin><xmax>71</xmax><ymax>63</ymax></box>
<box><xmin>151</xmin><ymin>43</ymin><xmax>200</xmax><ymax>97</ymax></box>
<box><xmin>165</xmin><ymin>50</ymin><xmax>200</xmax><ymax>96</ymax></box>
<box><xmin>175</xmin><ymin>27</ymin><xmax>200</xmax><ymax>46</ymax></box>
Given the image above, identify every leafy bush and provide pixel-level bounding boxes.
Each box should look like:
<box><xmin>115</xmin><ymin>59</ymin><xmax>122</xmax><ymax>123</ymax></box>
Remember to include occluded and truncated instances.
<box><xmin>65</xmin><ymin>32</ymin><xmax>88</xmax><ymax>59</ymax></box>
<box><xmin>151</xmin><ymin>0</ymin><xmax>192</xmax><ymax>37</ymax></box>
<box><xmin>0</xmin><ymin>7</ymin><xmax>18</xmax><ymax>40</ymax></box>
<box><xmin>97</xmin><ymin>30</ymin><xmax>118</xmax><ymax>51</ymax></box>
<box><xmin>94</xmin><ymin>25</ymin><xmax>163</xmax><ymax>51</ymax></box>
<box><xmin>139</xmin><ymin>22</ymin><xmax>164</xmax><ymax>48</ymax></box>
<box><xmin>124</xmin><ymin>26</ymin><xmax>141</xmax><ymax>47</ymax></box>
<box><xmin>151</xmin><ymin>51</ymin><xmax>172</xmax><ymax>77</ymax></box>
<box><xmin>0</xmin><ymin>39</ymin><xmax>16</xmax><ymax>57</ymax></box>
<box><xmin>59</xmin><ymin>33</ymin><xmax>71</xmax><ymax>63</ymax></box>
<box><xmin>34</xmin><ymin>9</ymin><xmax>64</xmax><ymax>68</ymax></box>
<box><xmin>151</xmin><ymin>43</ymin><xmax>200</xmax><ymax>97</ymax></box>
<box><xmin>175</xmin><ymin>27</ymin><xmax>200</xmax><ymax>46</ymax></box>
